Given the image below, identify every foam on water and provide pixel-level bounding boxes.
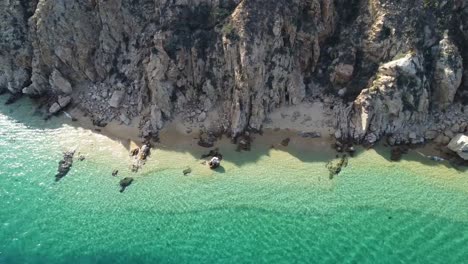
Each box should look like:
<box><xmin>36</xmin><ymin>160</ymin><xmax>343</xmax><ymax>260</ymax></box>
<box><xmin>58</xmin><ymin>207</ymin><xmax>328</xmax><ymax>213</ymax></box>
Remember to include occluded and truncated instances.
<box><xmin>0</xmin><ymin>97</ymin><xmax>467</xmax><ymax>264</ymax></box>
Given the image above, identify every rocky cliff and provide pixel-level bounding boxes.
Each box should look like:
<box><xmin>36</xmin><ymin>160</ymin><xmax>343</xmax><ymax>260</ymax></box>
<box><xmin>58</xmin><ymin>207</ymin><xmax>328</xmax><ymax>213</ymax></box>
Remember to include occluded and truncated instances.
<box><xmin>1</xmin><ymin>0</ymin><xmax>467</xmax><ymax>145</ymax></box>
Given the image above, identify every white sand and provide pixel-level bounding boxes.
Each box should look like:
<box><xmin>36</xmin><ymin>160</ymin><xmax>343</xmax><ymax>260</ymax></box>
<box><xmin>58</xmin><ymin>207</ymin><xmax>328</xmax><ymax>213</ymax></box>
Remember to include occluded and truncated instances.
<box><xmin>264</xmin><ymin>101</ymin><xmax>335</xmax><ymax>136</ymax></box>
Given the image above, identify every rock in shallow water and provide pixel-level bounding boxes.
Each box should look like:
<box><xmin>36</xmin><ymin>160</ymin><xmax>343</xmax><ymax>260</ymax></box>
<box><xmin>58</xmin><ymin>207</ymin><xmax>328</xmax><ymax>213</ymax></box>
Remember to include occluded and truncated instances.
<box><xmin>49</xmin><ymin>103</ymin><xmax>62</xmax><ymax>114</ymax></box>
<box><xmin>183</xmin><ymin>167</ymin><xmax>192</xmax><ymax>176</ymax></box>
<box><xmin>447</xmin><ymin>134</ymin><xmax>468</xmax><ymax>161</ymax></box>
<box><xmin>49</xmin><ymin>96</ymin><xmax>72</xmax><ymax>114</ymax></box>
<box><xmin>281</xmin><ymin>138</ymin><xmax>291</xmax><ymax>147</ymax></box>
<box><xmin>390</xmin><ymin>146</ymin><xmax>408</xmax><ymax>162</ymax></box>
<box><xmin>119</xmin><ymin>177</ymin><xmax>134</xmax><ymax>193</ymax></box>
<box><xmin>298</xmin><ymin>131</ymin><xmax>321</xmax><ymax>138</ymax></box>
<box><xmin>55</xmin><ymin>150</ymin><xmax>75</xmax><ymax>181</ymax></box>
<box><xmin>326</xmin><ymin>155</ymin><xmax>348</xmax><ymax>179</ymax></box>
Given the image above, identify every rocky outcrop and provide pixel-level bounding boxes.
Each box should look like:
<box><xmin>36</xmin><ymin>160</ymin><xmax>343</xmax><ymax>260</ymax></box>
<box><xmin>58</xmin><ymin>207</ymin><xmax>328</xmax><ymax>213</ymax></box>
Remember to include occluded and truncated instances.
<box><xmin>0</xmin><ymin>0</ymin><xmax>37</xmax><ymax>93</ymax></box>
<box><xmin>0</xmin><ymin>0</ymin><xmax>467</xmax><ymax>145</ymax></box>
<box><xmin>1</xmin><ymin>0</ymin><xmax>338</xmax><ymax>137</ymax></box>
<box><xmin>447</xmin><ymin>134</ymin><xmax>468</xmax><ymax>161</ymax></box>
<box><xmin>55</xmin><ymin>150</ymin><xmax>75</xmax><ymax>181</ymax></box>
<box><xmin>348</xmin><ymin>53</ymin><xmax>430</xmax><ymax>144</ymax></box>
<box><xmin>432</xmin><ymin>35</ymin><xmax>463</xmax><ymax>110</ymax></box>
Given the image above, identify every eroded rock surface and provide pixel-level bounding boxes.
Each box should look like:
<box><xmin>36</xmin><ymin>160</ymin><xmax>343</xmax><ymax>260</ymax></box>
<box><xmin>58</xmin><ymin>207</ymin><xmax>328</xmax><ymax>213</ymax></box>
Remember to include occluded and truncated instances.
<box><xmin>0</xmin><ymin>0</ymin><xmax>467</xmax><ymax>145</ymax></box>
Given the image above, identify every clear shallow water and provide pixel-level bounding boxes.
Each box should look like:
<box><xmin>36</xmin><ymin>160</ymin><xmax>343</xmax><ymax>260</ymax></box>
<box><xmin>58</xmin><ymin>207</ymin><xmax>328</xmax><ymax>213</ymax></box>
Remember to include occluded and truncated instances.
<box><xmin>0</xmin><ymin>97</ymin><xmax>467</xmax><ymax>264</ymax></box>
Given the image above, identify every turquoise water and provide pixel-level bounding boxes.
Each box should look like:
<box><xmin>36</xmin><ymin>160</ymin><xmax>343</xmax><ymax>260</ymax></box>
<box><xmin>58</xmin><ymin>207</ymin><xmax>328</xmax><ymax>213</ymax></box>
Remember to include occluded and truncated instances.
<box><xmin>0</xmin><ymin>96</ymin><xmax>467</xmax><ymax>264</ymax></box>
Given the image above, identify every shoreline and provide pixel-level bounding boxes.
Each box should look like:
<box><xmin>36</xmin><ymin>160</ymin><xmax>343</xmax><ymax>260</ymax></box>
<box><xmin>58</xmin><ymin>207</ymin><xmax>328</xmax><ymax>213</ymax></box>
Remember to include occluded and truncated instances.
<box><xmin>0</xmin><ymin>94</ymin><xmax>465</xmax><ymax>171</ymax></box>
<box><xmin>69</xmin><ymin>110</ymin><xmax>466</xmax><ymax>173</ymax></box>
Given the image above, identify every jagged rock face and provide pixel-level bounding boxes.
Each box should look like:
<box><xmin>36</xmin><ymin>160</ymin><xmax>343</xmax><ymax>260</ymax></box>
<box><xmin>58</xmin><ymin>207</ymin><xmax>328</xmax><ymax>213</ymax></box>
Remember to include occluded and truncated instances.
<box><xmin>222</xmin><ymin>0</ymin><xmax>336</xmax><ymax>135</ymax></box>
<box><xmin>0</xmin><ymin>0</ymin><xmax>37</xmax><ymax>93</ymax></box>
<box><xmin>7</xmin><ymin>0</ymin><xmax>336</xmax><ymax>138</ymax></box>
<box><xmin>349</xmin><ymin>53</ymin><xmax>430</xmax><ymax>143</ymax></box>
<box><xmin>1</xmin><ymin>0</ymin><xmax>467</xmax><ymax>142</ymax></box>
<box><xmin>431</xmin><ymin>37</ymin><xmax>463</xmax><ymax>110</ymax></box>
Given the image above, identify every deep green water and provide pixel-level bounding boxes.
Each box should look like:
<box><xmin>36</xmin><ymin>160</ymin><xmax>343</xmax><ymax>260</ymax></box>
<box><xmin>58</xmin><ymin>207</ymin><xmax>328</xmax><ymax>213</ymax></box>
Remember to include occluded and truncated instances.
<box><xmin>1</xmin><ymin>96</ymin><xmax>467</xmax><ymax>264</ymax></box>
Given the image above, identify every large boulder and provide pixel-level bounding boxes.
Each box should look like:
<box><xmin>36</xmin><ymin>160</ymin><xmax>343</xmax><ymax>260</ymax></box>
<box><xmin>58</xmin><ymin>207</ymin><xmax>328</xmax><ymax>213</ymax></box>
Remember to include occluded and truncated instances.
<box><xmin>58</xmin><ymin>95</ymin><xmax>71</xmax><ymax>108</ymax></box>
<box><xmin>55</xmin><ymin>150</ymin><xmax>75</xmax><ymax>181</ymax></box>
<box><xmin>49</xmin><ymin>103</ymin><xmax>62</xmax><ymax>114</ymax></box>
<box><xmin>49</xmin><ymin>96</ymin><xmax>72</xmax><ymax>114</ymax></box>
<box><xmin>447</xmin><ymin>134</ymin><xmax>468</xmax><ymax>160</ymax></box>
<box><xmin>119</xmin><ymin>177</ymin><xmax>134</xmax><ymax>193</ymax></box>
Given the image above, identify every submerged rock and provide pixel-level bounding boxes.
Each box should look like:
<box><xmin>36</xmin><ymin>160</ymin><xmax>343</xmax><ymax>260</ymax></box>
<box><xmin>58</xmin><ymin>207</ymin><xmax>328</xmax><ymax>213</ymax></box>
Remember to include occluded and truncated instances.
<box><xmin>55</xmin><ymin>150</ymin><xmax>75</xmax><ymax>181</ymax></box>
<box><xmin>428</xmin><ymin>156</ymin><xmax>445</xmax><ymax>162</ymax></box>
<box><xmin>183</xmin><ymin>167</ymin><xmax>192</xmax><ymax>176</ymax></box>
<box><xmin>5</xmin><ymin>93</ymin><xmax>22</xmax><ymax>105</ymax></box>
<box><xmin>281</xmin><ymin>138</ymin><xmax>291</xmax><ymax>147</ymax></box>
<box><xmin>326</xmin><ymin>155</ymin><xmax>348</xmax><ymax>179</ymax></box>
<box><xmin>298</xmin><ymin>131</ymin><xmax>321</xmax><ymax>138</ymax></box>
<box><xmin>390</xmin><ymin>146</ymin><xmax>409</xmax><ymax>162</ymax></box>
<box><xmin>119</xmin><ymin>177</ymin><xmax>134</xmax><ymax>193</ymax></box>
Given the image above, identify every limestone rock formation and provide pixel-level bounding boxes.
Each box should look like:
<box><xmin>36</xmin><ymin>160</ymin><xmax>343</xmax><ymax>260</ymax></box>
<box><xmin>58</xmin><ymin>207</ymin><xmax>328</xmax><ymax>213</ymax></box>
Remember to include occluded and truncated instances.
<box><xmin>348</xmin><ymin>53</ymin><xmax>430</xmax><ymax>143</ymax></box>
<box><xmin>432</xmin><ymin>35</ymin><xmax>463</xmax><ymax>110</ymax></box>
<box><xmin>0</xmin><ymin>0</ymin><xmax>467</xmax><ymax>145</ymax></box>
